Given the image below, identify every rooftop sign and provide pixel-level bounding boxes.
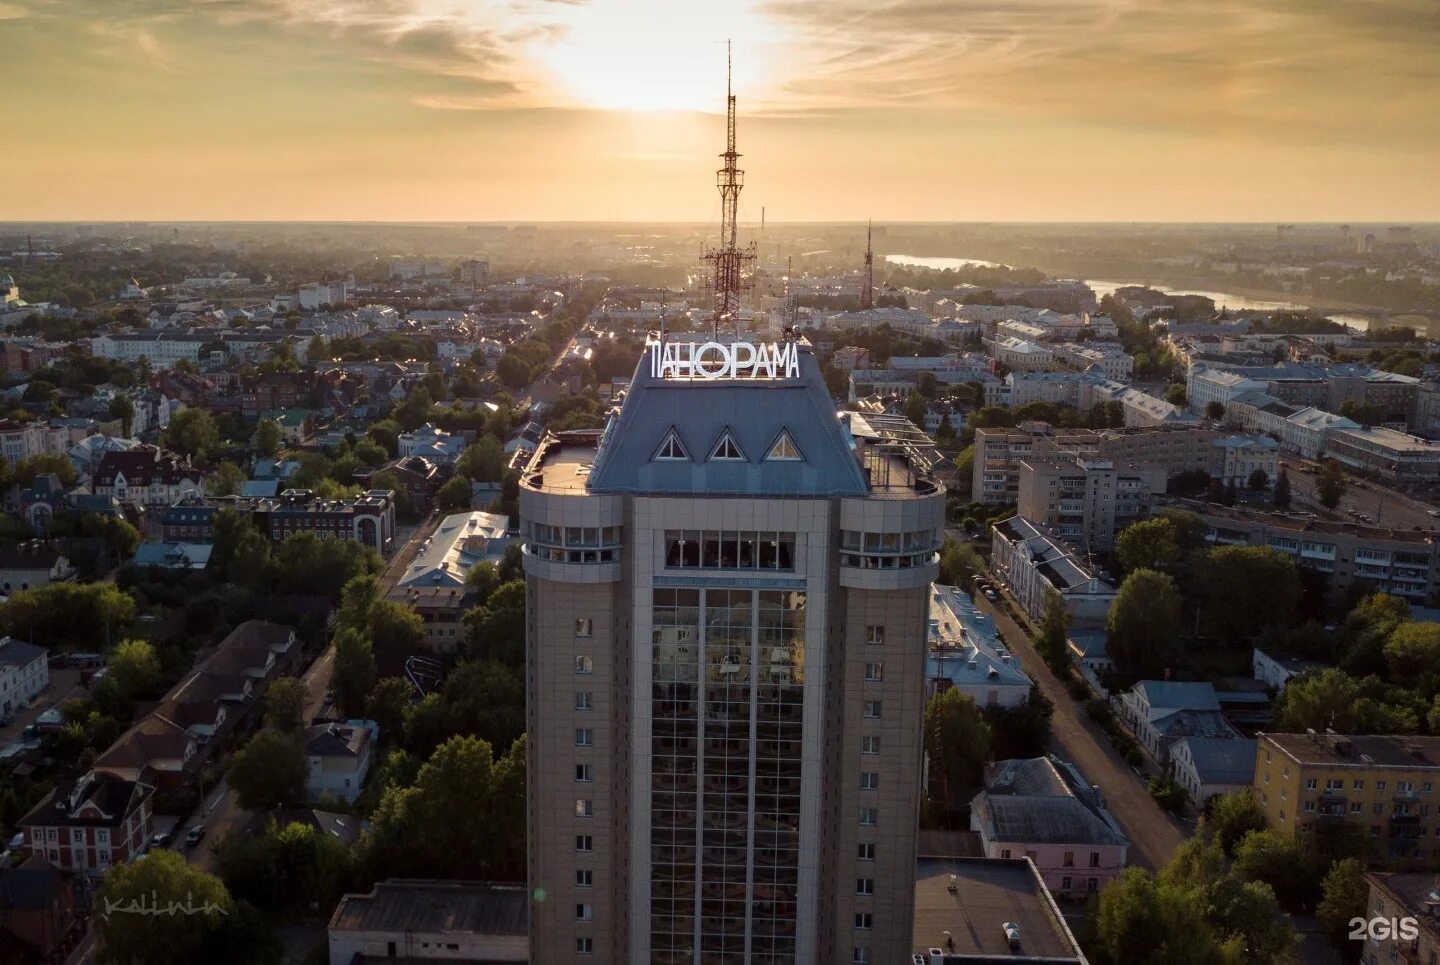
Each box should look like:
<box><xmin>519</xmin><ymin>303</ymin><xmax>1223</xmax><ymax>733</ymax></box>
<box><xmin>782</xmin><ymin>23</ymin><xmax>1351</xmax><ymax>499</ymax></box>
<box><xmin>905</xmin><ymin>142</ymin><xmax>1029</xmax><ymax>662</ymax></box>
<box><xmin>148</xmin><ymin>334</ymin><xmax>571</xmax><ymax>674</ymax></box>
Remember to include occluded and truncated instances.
<box><xmin>651</xmin><ymin>340</ymin><xmax>800</xmax><ymax>381</ymax></box>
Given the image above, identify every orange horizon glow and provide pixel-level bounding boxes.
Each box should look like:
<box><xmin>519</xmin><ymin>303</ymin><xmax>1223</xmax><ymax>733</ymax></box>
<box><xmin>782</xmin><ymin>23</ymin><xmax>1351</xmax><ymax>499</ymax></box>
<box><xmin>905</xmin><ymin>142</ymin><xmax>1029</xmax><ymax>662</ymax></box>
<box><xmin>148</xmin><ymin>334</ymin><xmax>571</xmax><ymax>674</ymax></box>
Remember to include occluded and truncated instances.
<box><xmin>4</xmin><ymin>0</ymin><xmax>1439</xmax><ymax>222</ymax></box>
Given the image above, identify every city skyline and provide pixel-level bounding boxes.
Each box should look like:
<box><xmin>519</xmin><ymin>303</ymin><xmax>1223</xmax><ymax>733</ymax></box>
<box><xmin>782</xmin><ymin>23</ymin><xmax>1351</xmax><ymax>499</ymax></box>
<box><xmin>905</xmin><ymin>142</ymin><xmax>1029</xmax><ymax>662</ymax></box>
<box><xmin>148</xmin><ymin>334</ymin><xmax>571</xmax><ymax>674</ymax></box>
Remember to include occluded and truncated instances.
<box><xmin>6</xmin><ymin>0</ymin><xmax>1440</xmax><ymax>223</ymax></box>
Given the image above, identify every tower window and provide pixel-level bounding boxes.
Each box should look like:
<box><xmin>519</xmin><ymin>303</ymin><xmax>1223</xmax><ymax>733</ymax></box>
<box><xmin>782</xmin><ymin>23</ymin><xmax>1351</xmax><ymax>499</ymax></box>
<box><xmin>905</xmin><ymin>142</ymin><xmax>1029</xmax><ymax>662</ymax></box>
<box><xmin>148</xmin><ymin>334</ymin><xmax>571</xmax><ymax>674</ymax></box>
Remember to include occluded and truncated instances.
<box><xmin>654</xmin><ymin>429</ymin><xmax>690</xmax><ymax>461</ymax></box>
<box><xmin>765</xmin><ymin>430</ymin><xmax>802</xmax><ymax>461</ymax></box>
<box><xmin>709</xmin><ymin>429</ymin><xmax>746</xmax><ymax>461</ymax></box>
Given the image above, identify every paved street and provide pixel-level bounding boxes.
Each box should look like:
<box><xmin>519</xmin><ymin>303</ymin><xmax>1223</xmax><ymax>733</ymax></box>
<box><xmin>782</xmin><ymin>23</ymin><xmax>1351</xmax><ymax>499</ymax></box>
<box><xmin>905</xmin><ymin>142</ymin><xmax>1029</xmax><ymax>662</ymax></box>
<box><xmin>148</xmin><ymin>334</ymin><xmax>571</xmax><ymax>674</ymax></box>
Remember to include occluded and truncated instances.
<box><xmin>1282</xmin><ymin>460</ymin><xmax>1440</xmax><ymax>533</ymax></box>
<box><xmin>972</xmin><ymin>592</ymin><xmax>1187</xmax><ymax>872</ymax></box>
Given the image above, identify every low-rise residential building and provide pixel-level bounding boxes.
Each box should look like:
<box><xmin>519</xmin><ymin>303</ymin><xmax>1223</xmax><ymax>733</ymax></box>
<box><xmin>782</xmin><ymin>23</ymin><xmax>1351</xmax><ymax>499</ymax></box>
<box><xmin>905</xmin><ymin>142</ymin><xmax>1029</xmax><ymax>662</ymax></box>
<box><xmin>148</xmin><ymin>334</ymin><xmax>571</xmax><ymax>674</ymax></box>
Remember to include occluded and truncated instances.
<box><xmin>0</xmin><ymin>857</ymin><xmax>81</xmax><ymax>961</ymax></box>
<box><xmin>926</xmin><ymin>583</ymin><xmax>1032</xmax><ymax>708</ymax></box>
<box><xmin>1016</xmin><ymin>457</ymin><xmax>1166</xmax><ymax>552</ymax></box>
<box><xmin>969</xmin><ymin>756</ymin><xmax>1129</xmax><ymax>898</ymax></box>
<box><xmin>989</xmin><ymin>516</ymin><xmax>1117</xmax><ymax>628</ymax></box>
<box><xmin>327</xmin><ymin>879</ymin><xmax>528</xmax><ymax>965</ymax></box>
<box><xmin>1325</xmin><ymin>425</ymin><xmax>1440</xmax><ymax>483</ymax></box>
<box><xmin>398</xmin><ymin>423</ymin><xmax>469</xmax><ymax>465</ymax></box>
<box><xmin>1170</xmin><ymin>736</ymin><xmax>1258</xmax><ymax>805</ymax></box>
<box><xmin>1253</xmin><ymin>648</ymin><xmax>1326</xmax><ymax>693</ymax></box>
<box><xmin>386</xmin><ymin>585</ymin><xmax>472</xmax><ymax>655</ymax></box>
<box><xmin>255</xmin><ymin>489</ymin><xmax>396</xmax><ymax>555</ymax></box>
<box><xmin>305</xmin><ymin>722</ymin><xmax>374</xmax><ymax>803</ymax></box>
<box><xmin>1255</xmin><ymin>733</ymin><xmax>1440</xmax><ymax>866</ymax></box>
<box><xmin>912</xmin><ymin>856</ymin><xmax>1089</xmax><ymax>963</ymax></box>
<box><xmin>1114</xmin><ymin>681</ymin><xmax>1243</xmax><ymax>763</ymax></box>
<box><xmin>0</xmin><ymin>638</ymin><xmax>48</xmax><ymax>718</ymax></box>
<box><xmin>93</xmin><ymin>445</ymin><xmax>205</xmax><ymax>508</ymax></box>
<box><xmin>1190</xmin><ymin>500</ymin><xmax>1440</xmax><ymax>603</ymax></box>
<box><xmin>987</xmin><ymin>335</ymin><xmax>1055</xmax><ymax>371</ymax></box>
<box><xmin>0</xmin><ymin>541</ymin><xmax>76</xmax><ymax>593</ymax></box>
<box><xmin>1360</xmin><ymin>872</ymin><xmax>1440</xmax><ymax>965</ymax></box>
<box><xmin>397</xmin><ymin>511</ymin><xmax>512</xmax><ymax>589</ymax></box>
<box><xmin>1212</xmin><ymin>434</ymin><xmax>1280</xmax><ymax>486</ymax></box>
<box><xmin>1052</xmin><ymin>342</ymin><xmax>1134</xmax><ymax>381</ymax></box>
<box><xmin>18</xmin><ymin>772</ymin><xmax>154</xmax><ymax>875</ymax></box>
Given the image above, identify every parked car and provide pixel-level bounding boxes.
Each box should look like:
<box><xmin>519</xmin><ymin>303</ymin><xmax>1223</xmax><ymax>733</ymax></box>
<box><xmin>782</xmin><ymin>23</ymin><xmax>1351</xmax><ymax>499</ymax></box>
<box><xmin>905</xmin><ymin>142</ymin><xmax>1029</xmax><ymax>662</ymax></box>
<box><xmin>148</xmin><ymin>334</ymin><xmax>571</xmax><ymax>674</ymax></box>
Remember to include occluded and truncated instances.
<box><xmin>149</xmin><ymin>831</ymin><xmax>170</xmax><ymax>849</ymax></box>
<box><xmin>185</xmin><ymin>826</ymin><xmax>206</xmax><ymax>848</ymax></box>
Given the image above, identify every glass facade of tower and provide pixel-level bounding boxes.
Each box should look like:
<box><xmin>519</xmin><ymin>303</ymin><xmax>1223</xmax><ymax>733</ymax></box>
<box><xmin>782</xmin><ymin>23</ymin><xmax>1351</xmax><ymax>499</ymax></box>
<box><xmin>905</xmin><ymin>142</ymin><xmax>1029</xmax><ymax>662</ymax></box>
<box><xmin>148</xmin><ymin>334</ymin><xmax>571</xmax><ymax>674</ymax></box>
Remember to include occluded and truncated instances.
<box><xmin>650</xmin><ymin>588</ymin><xmax>806</xmax><ymax>964</ymax></box>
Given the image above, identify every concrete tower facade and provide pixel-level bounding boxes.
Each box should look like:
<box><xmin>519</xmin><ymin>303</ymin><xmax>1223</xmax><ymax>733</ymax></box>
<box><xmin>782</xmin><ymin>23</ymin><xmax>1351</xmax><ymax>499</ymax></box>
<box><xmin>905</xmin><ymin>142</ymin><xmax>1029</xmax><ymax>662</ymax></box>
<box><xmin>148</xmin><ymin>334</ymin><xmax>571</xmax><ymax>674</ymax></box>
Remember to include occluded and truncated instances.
<box><xmin>521</xmin><ymin>337</ymin><xmax>944</xmax><ymax>964</ymax></box>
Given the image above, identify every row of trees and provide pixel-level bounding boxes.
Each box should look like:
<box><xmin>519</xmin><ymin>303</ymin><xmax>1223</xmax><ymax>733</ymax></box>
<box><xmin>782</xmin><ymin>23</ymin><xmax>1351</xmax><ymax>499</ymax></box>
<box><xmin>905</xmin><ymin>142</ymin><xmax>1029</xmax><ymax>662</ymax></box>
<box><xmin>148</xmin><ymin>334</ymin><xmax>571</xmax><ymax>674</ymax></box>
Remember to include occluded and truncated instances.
<box><xmin>1106</xmin><ymin>511</ymin><xmax>1312</xmax><ymax>681</ymax></box>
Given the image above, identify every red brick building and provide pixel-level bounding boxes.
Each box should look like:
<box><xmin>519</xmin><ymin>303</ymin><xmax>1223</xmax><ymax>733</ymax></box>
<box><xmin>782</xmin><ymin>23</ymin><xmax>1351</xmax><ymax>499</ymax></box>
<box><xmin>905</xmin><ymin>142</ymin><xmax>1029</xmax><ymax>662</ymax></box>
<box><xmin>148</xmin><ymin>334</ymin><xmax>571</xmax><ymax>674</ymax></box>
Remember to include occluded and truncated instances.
<box><xmin>18</xmin><ymin>772</ymin><xmax>154</xmax><ymax>875</ymax></box>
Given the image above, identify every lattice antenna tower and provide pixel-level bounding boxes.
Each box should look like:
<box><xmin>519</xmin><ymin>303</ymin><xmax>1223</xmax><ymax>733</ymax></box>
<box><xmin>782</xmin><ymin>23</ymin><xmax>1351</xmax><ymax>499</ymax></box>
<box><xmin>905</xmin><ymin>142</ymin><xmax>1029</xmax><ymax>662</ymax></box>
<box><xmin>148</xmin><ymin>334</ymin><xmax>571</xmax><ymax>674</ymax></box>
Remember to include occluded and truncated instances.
<box><xmin>702</xmin><ymin>41</ymin><xmax>755</xmax><ymax>338</ymax></box>
<box><xmin>860</xmin><ymin>220</ymin><xmax>874</xmax><ymax>310</ymax></box>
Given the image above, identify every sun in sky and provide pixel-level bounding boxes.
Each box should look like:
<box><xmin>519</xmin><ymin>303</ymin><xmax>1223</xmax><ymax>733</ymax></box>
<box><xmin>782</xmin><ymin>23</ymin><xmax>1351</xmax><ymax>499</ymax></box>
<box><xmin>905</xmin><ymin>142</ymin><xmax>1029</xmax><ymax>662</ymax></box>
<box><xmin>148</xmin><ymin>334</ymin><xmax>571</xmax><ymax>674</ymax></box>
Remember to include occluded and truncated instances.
<box><xmin>526</xmin><ymin>0</ymin><xmax>788</xmax><ymax>113</ymax></box>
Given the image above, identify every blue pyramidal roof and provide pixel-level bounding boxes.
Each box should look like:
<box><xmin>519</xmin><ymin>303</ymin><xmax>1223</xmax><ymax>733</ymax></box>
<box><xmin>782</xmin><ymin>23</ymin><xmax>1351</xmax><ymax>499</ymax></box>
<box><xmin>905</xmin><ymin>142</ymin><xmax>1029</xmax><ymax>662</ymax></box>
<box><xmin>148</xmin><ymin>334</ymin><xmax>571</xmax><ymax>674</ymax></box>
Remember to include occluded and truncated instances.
<box><xmin>586</xmin><ymin>341</ymin><xmax>869</xmax><ymax>497</ymax></box>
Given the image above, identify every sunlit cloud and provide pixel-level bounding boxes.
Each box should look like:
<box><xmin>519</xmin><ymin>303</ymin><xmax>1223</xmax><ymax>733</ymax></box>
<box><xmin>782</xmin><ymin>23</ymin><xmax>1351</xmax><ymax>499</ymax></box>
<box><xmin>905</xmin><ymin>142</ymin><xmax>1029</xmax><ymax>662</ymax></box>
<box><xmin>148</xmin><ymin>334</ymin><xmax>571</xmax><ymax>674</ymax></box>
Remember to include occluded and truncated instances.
<box><xmin>4</xmin><ymin>0</ymin><xmax>1439</xmax><ymax>220</ymax></box>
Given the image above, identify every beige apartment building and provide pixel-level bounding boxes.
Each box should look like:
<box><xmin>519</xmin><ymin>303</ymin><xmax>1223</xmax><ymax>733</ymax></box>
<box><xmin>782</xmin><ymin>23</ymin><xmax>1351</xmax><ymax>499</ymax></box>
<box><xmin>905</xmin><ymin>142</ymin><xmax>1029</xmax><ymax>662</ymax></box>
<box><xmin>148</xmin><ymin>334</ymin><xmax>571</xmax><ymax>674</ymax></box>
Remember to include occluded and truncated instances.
<box><xmin>972</xmin><ymin>422</ymin><xmax>1222</xmax><ymax>505</ymax></box>
<box><xmin>1254</xmin><ymin>733</ymin><xmax>1440</xmax><ymax>866</ymax></box>
<box><xmin>1193</xmin><ymin>501</ymin><xmax>1440</xmax><ymax>603</ymax></box>
<box><xmin>1016</xmin><ymin>457</ymin><xmax>1166</xmax><ymax>552</ymax></box>
<box><xmin>520</xmin><ymin>337</ymin><xmax>945</xmax><ymax>964</ymax></box>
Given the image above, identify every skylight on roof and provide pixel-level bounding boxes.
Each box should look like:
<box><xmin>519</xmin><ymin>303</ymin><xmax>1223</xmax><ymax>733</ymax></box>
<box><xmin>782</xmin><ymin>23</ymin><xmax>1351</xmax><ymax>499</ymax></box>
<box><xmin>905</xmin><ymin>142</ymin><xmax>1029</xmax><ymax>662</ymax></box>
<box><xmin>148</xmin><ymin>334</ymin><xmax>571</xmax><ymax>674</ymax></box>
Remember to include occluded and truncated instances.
<box><xmin>765</xmin><ymin>430</ymin><xmax>802</xmax><ymax>462</ymax></box>
<box><xmin>709</xmin><ymin>429</ymin><xmax>746</xmax><ymax>462</ymax></box>
<box><xmin>653</xmin><ymin>428</ymin><xmax>689</xmax><ymax>461</ymax></box>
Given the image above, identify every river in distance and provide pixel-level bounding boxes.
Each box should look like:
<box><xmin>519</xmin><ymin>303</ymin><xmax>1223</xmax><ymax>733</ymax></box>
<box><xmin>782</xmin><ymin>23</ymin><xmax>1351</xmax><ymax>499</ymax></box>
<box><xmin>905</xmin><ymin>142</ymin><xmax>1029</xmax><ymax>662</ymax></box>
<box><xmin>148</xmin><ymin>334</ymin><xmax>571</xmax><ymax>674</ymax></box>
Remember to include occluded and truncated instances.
<box><xmin>885</xmin><ymin>254</ymin><xmax>1375</xmax><ymax>332</ymax></box>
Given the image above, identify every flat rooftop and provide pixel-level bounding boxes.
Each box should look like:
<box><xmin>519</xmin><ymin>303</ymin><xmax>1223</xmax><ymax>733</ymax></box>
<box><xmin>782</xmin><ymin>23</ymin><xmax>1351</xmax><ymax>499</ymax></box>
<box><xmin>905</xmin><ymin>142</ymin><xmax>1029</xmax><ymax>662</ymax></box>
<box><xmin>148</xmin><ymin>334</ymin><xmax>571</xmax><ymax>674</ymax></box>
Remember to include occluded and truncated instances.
<box><xmin>526</xmin><ymin>440</ymin><xmax>599</xmax><ymax>494</ymax></box>
<box><xmin>913</xmin><ymin>856</ymin><xmax>1087</xmax><ymax>963</ymax></box>
<box><xmin>1264</xmin><ymin>732</ymin><xmax>1440</xmax><ymax>769</ymax></box>
<box><xmin>328</xmin><ymin>879</ymin><xmax>527</xmax><ymax>936</ymax></box>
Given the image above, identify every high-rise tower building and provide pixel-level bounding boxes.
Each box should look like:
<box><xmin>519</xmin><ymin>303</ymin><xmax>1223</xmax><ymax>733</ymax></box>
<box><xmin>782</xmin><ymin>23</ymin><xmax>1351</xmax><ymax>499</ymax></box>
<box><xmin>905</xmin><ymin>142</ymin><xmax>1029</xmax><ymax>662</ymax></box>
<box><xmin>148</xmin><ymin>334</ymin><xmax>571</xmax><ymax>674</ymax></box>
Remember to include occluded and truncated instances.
<box><xmin>520</xmin><ymin>338</ymin><xmax>945</xmax><ymax>963</ymax></box>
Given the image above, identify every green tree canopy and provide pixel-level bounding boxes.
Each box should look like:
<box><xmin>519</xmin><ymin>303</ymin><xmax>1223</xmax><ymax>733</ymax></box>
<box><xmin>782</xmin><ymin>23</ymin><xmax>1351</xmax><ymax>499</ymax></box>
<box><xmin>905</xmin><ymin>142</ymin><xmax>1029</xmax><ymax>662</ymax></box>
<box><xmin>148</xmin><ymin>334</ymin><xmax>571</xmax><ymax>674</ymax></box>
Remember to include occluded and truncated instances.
<box><xmin>1315</xmin><ymin>459</ymin><xmax>1347</xmax><ymax>509</ymax></box>
<box><xmin>95</xmin><ymin>849</ymin><xmax>233</xmax><ymax>965</ymax></box>
<box><xmin>1107</xmin><ymin>569</ymin><xmax>1182</xmax><ymax>680</ymax></box>
<box><xmin>254</xmin><ymin>418</ymin><xmax>282</xmax><ymax>457</ymax></box>
<box><xmin>463</xmin><ymin>580</ymin><xmax>526</xmax><ymax>665</ymax></box>
<box><xmin>1116</xmin><ymin>517</ymin><xmax>1182</xmax><ymax>575</ymax></box>
<box><xmin>227</xmin><ymin>730</ymin><xmax>307</xmax><ymax>811</ymax></box>
<box><xmin>0</xmin><ymin>581</ymin><xmax>135</xmax><ymax>648</ymax></box>
<box><xmin>924</xmin><ymin>689</ymin><xmax>992</xmax><ymax>806</ymax></box>
<box><xmin>1205</xmin><ymin>791</ymin><xmax>1267</xmax><ymax>856</ymax></box>
<box><xmin>1196</xmin><ymin>546</ymin><xmax>1300</xmax><ymax>646</ymax></box>
<box><xmin>1231</xmin><ymin>829</ymin><xmax>1315</xmax><ymax>912</ymax></box>
<box><xmin>13</xmin><ymin>451</ymin><xmax>78</xmax><ymax>488</ymax></box>
<box><xmin>370</xmin><ymin>734</ymin><xmax>526</xmax><ymax>880</ymax></box>
<box><xmin>332</xmin><ymin>627</ymin><xmax>378</xmax><ymax>718</ymax></box>
<box><xmin>263</xmin><ymin>677</ymin><xmax>309</xmax><ymax>734</ymax></box>
<box><xmin>366</xmin><ymin>676</ymin><xmax>414</xmax><ymax>746</ymax></box>
<box><xmin>457</xmin><ymin>437</ymin><xmax>506</xmax><ymax>483</ymax></box>
<box><xmin>1274</xmin><ymin>668</ymin><xmax>1419</xmax><ymax>734</ymax></box>
<box><xmin>1316</xmin><ymin>857</ymin><xmax>1368</xmax><ymax>957</ymax></box>
<box><xmin>437</xmin><ymin>474</ymin><xmax>473</xmax><ymax>512</ymax></box>
<box><xmin>207</xmin><ymin>460</ymin><xmax>246</xmax><ymax>497</ymax></box>
<box><xmin>107</xmin><ymin>638</ymin><xmax>160</xmax><ymax>700</ymax></box>
<box><xmin>165</xmin><ymin>408</ymin><xmax>221</xmax><ymax>463</ymax></box>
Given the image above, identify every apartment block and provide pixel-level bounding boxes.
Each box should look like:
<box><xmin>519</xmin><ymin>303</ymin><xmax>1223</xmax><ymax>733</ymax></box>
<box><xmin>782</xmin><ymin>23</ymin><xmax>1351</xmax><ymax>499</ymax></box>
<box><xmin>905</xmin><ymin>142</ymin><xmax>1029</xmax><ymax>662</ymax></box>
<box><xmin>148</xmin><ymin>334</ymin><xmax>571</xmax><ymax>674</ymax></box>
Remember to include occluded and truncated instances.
<box><xmin>1016</xmin><ymin>457</ymin><xmax>1165</xmax><ymax>552</ymax></box>
<box><xmin>1255</xmin><ymin>733</ymin><xmax>1440</xmax><ymax>866</ymax></box>
<box><xmin>521</xmin><ymin>337</ymin><xmax>943</xmax><ymax>964</ymax></box>
<box><xmin>1325</xmin><ymin>426</ymin><xmax>1440</xmax><ymax>483</ymax></box>
<box><xmin>1192</xmin><ymin>501</ymin><xmax>1439</xmax><ymax>603</ymax></box>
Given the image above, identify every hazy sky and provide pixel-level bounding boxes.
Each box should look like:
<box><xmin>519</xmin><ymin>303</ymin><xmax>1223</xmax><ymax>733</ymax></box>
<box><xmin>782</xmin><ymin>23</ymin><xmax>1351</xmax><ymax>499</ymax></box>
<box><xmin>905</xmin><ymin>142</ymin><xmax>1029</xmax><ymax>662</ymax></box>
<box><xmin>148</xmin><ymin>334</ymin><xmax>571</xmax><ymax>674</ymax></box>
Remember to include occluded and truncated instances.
<box><xmin>6</xmin><ymin>0</ymin><xmax>1440</xmax><ymax>222</ymax></box>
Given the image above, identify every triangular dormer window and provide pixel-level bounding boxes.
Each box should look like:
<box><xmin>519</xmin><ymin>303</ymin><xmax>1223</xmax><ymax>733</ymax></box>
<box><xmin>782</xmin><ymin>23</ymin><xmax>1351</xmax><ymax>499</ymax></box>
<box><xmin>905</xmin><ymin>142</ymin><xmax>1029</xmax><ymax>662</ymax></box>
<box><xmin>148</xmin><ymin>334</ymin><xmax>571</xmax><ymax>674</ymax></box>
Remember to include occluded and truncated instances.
<box><xmin>653</xmin><ymin>428</ymin><xmax>690</xmax><ymax>461</ymax></box>
<box><xmin>709</xmin><ymin>429</ymin><xmax>746</xmax><ymax>462</ymax></box>
<box><xmin>765</xmin><ymin>430</ymin><xmax>802</xmax><ymax>462</ymax></box>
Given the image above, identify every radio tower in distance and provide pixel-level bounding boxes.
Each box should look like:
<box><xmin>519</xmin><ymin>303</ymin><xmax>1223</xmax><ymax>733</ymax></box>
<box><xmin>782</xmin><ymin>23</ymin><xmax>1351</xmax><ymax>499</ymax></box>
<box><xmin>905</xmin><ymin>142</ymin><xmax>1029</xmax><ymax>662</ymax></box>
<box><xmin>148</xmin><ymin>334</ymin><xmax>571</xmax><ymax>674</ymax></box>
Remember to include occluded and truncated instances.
<box><xmin>860</xmin><ymin>220</ymin><xmax>874</xmax><ymax>310</ymax></box>
<box><xmin>703</xmin><ymin>41</ymin><xmax>755</xmax><ymax>338</ymax></box>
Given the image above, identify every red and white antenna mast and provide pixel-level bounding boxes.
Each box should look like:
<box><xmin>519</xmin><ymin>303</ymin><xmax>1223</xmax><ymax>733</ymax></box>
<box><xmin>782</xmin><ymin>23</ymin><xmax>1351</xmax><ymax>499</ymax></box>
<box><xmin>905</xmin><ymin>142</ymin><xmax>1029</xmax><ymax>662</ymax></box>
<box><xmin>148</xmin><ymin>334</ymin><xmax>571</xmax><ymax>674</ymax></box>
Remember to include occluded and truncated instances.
<box><xmin>860</xmin><ymin>220</ymin><xmax>874</xmax><ymax>310</ymax></box>
<box><xmin>703</xmin><ymin>41</ymin><xmax>755</xmax><ymax>338</ymax></box>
